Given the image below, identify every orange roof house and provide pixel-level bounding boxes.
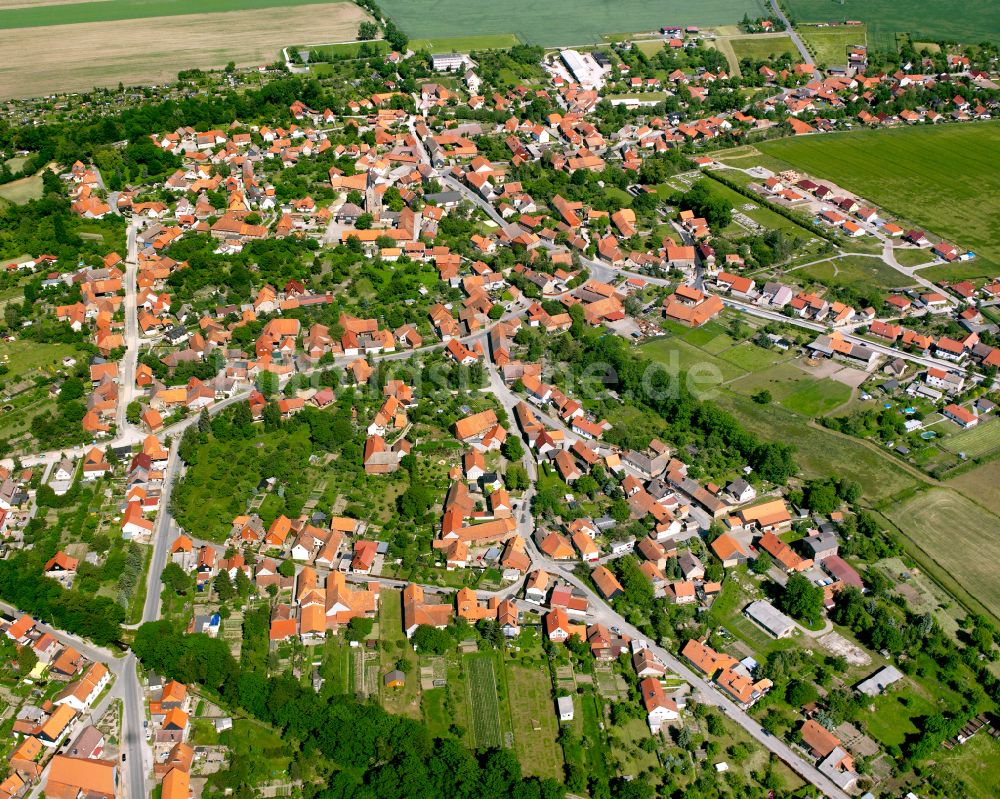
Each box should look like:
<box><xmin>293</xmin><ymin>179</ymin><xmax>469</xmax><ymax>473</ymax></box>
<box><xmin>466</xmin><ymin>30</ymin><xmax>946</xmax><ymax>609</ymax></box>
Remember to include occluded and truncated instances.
<box><xmin>591</xmin><ymin>565</ymin><xmax>623</xmax><ymax>599</ymax></box>
<box><xmin>45</xmin><ymin>756</ymin><xmax>117</xmax><ymax>799</ymax></box>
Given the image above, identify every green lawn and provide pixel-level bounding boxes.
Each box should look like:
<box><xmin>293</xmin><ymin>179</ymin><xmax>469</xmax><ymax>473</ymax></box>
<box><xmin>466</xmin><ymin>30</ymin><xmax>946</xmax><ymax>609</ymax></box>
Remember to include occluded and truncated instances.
<box><xmin>379</xmin><ymin>589</ymin><xmax>422</xmax><ymax>719</ymax></box>
<box><xmin>760</xmin><ymin>123</ymin><xmax>1000</xmax><ymax>271</ymax></box>
<box><xmin>793</xmin><ymin>255</ymin><xmax>916</xmax><ymax>290</ymax></box>
<box><xmin>378</xmin><ymin>0</ymin><xmax>770</xmax><ymax>46</ymax></box>
<box><xmin>797</xmin><ymin>25</ymin><xmax>866</xmax><ymax>66</ymax></box>
<box><xmin>782</xmin><ymin>0</ymin><xmax>998</xmax><ymax>46</ymax></box>
<box><xmin>0</xmin><ymin>0</ymin><xmax>358</xmax><ymax>28</ymax></box>
<box><xmin>0</xmin><ymin>174</ymin><xmax>42</xmax><ymax>205</ymax></box>
<box><xmin>718</xmin><ymin>341</ymin><xmax>792</xmax><ymax>372</ymax></box>
<box><xmin>727</xmin><ymin>362</ymin><xmax>853</xmax><ymax>416</ymax></box>
<box><xmin>702</xmin><ymin>174</ymin><xmax>817</xmax><ymax>242</ymax></box>
<box><xmin>220</xmin><ymin>719</ymin><xmax>293</xmax><ymax>783</ymax></box>
<box><xmin>640</xmin><ymin>336</ymin><xmax>747</xmax><ymax>384</ymax></box>
<box><xmin>919</xmin><ymin>260</ymin><xmax>1000</xmax><ymax>284</ymax></box>
<box><xmin>0</xmin><ymin>341</ymin><xmax>78</xmax><ymax>383</ymax></box>
<box><xmin>892</xmin><ymin>247</ymin><xmax>937</xmax><ymax>268</ymax></box>
<box><xmin>305</xmin><ymin>40</ymin><xmax>390</xmax><ymax>59</ymax></box>
<box><xmin>938</xmin><ymin>732</ymin><xmax>1000</xmax><ymax>799</ymax></box>
<box><xmin>864</xmin><ymin>687</ymin><xmax>935</xmax><ymax>747</ymax></box>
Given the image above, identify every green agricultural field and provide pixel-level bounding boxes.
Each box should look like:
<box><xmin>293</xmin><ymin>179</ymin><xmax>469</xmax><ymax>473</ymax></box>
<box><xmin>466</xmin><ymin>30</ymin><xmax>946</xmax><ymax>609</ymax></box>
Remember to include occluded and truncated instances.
<box><xmin>0</xmin><ymin>0</ymin><xmax>345</xmax><ymax>28</ymax></box>
<box><xmin>377</xmin><ymin>0</ymin><xmax>769</xmax><ymax>47</ymax></box>
<box><xmin>760</xmin><ymin>123</ymin><xmax>1000</xmax><ymax>271</ymax></box>
<box><xmin>466</xmin><ymin>654</ymin><xmax>503</xmax><ymax>749</ymax></box>
<box><xmin>782</xmin><ymin>0</ymin><xmax>999</xmax><ymax>46</ymax></box>
<box><xmin>885</xmin><ymin>488</ymin><xmax>1000</xmax><ymax>621</ymax></box>
<box><xmin>797</xmin><ymin>25</ymin><xmax>866</xmax><ymax>67</ymax></box>
<box><xmin>793</xmin><ymin>255</ymin><xmax>916</xmax><ymax>290</ymax></box>
<box><xmin>728</xmin><ymin>34</ymin><xmax>798</xmax><ymax>63</ymax></box>
<box><xmin>939</xmin><ymin>420</ymin><xmax>1000</xmax><ymax>459</ymax></box>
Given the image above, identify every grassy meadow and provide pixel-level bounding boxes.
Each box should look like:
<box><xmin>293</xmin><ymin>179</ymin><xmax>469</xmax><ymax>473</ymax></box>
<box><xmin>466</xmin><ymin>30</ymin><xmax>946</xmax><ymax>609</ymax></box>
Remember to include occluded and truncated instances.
<box><xmin>797</xmin><ymin>24</ymin><xmax>866</xmax><ymax>66</ymax></box>
<box><xmin>760</xmin><ymin>123</ymin><xmax>1000</xmax><ymax>273</ymax></box>
<box><xmin>792</xmin><ymin>255</ymin><xmax>917</xmax><ymax>291</ymax></box>
<box><xmin>729</xmin><ymin>34</ymin><xmax>798</xmax><ymax>62</ymax></box>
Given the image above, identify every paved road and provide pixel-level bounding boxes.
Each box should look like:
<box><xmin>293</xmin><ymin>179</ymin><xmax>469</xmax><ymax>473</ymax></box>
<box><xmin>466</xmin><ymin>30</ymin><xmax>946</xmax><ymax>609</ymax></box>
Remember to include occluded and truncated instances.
<box><xmin>722</xmin><ymin>297</ymin><xmax>973</xmax><ymax>375</ymax></box>
<box><xmin>768</xmin><ymin>0</ymin><xmax>821</xmax><ymax>80</ymax></box>
<box><xmin>0</xmin><ymin>601</ymin><xmax>150</xmax><ymax>799</ymax></box>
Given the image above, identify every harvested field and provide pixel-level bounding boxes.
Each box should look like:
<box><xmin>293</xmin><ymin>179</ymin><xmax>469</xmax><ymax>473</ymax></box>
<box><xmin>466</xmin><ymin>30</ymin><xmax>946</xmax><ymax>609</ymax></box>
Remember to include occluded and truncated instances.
<box><xmin>885</xmin><ymin>488</ymin><xmax>1000</xmax><ymax>621</ymax></box>
<box><xmin>0</xmin><ymin>174</ymin><xmax>42</xmax><ymax>204</ymax></box>
<box><xmin>0</xmin><ymin>2</ymin><xmax>369</xmax><ymax>99</ymax></box>
<box><xmin>948</xmin><ymin>460</ymin><xmax>1000</xmax><ymax>515</ymax></box>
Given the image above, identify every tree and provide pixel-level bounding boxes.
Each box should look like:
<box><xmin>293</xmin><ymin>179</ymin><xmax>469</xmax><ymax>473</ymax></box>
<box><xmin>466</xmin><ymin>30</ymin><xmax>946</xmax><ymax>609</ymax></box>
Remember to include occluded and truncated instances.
<box><xmin>257</xmin><ymin>370</ymin><xmax>279</xmax><ymax>398</ymax></box>
<box><xmin>214</xmin><ymin>571</ymin><xmax>235</xmax><ymax>602</ymax></box>
<box><xmin>126</xmin><ymin>401</ymin><xmax>142</xmax><ymax>424</ymax></box>
<box><xmin>346</xmin><ymin>616</ymin><xmax>374</xmax><ymax>642</ymax></box>
<box><xmin>786</xmin><ymin>679</ymin><xmax>819</xmax><ymax>707</ymax></box>
<box><xmin>610</xmin><ymin>499</ymin><xmax>630</xmax><ymax>523</ymax></box>
<box><xmin>411</xmin><ymin>625</ymin><xmax>451</xmax><ymax>654</ymax></box>
<box><xmin>355</xmin><ymin>213</ymin><xmax>374</xmax><ymax>230</ymax></box>
<box><xmin>383</xmin><ymin>19</ymin><xmax>408</xmax><ymax>51</ymax></box>
<box><xmin>680</xmin><ymin>180</ymin><xmax>732</xmax><ymax>230</ymax></box>
<box><xmin>750</xmin><ymin>551</ymin><xmax>773</xmax><ymax>574</ymax></box>
<box><xmin>358</xmin><ymin>21</ymin><xmax>379</xmax><ymax>40</ymax></box>
<box><xmin>752</xmin><ymin>389</ymin><xmax>772</xmax><ymax>405</ymax></box>
<box><xmin>162</xmin><ymin>562</ymin><xmax>191</xmax><ymax>594</ymax></box>
<box><xmin>502</xmin><ymin>436</ymin><xmax>524</xmax><ymax>461</ymax></box>
<box><xmin>505</xmin><ymin>462</ymin><xmax>529</xmax><ymax>491</ymax></box>
<box><xmin>278</xmin><ymin>560</ymin><xmax>296</xmax><ymax>578</ymax></box>
<box><xmin>17</xmin><ymin>644</ymin><xmax>38</xmax><ymax>674</ymax></box>
<box><xmin>198</xmin><ymin>408</ymin><xmax>212</xmax><ymax>433</ymax></box>
<box><xmin>780</xmin><ymin>572</ymin><xmax>824</xmax><ymax>627</ymax></box>
<box><xmin>398</xmin><ymin>482</ymin><xmax>432</xmax><ymax>518</ymax></box>
<box><xmin>805</xmin><ymin>480</ymin><xmax>839</xmax><ymax>515</ymax></box>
